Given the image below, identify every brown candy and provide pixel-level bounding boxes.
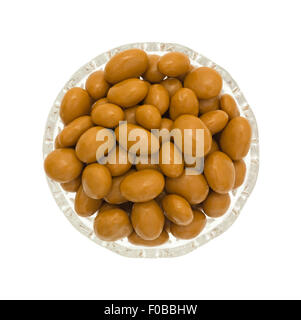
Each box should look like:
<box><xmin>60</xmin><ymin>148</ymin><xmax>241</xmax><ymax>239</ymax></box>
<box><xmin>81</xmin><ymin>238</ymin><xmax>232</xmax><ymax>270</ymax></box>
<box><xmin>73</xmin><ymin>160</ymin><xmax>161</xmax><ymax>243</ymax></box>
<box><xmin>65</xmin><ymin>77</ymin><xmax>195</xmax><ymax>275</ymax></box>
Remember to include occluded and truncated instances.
<box><xmin>61</xmin><ymin>176</ymin><xmax>81</xmax><ymax>193</ymax></box>
<box><xmin>199</xmin><ymin>96</ymin><xmax>220</xmax><ymax>114</ymax></box>
<box><xmin>158</xmin><ymin>52</ymin><xmax>190</xmax><ymax>77</ymax></box>
<box><xmin>160</xmin><ymin>78</ymin><xmax>182</xmax><ymax>97</ymax></box>
<box><xmin>104</xmin><ymin>170</ymin><xmax>135</xmax><ymax>205</ymax></box>
<box><xmin>162</xmin><ymin>194</ymin><xmax>193</xmax><ymax>226</ymax></box>
<box><xmin>159</xmin><ymin>142</ymin><xmax>184</xmax><ymax>178</ymax></box>
<box><xmin>170</xmin><ymin>210</ymin><xmax>207</xmax><ymax>239</ymax></box>
<box><xmin>144</xmin><ymin>84</ymin><xmax>170</xmax><ymax>115</ymax></box>
<box><xmin>204</xmin><ymin>151</ymin><xmax>235</xmax><ymax>194</ymax></box>
<box><xmin>94</xmin><ymin>208</ymin><xmax>133</xmax><ymax>241</ymax></box>
<box><xmin>165</xmin><ymin>172</ymin><xmax>209</xmax><ymax>205</ymax></box>
<box><xmin>85</xmin><ymin>70</ymin><xmax>110</xmax><ymax>100</ymax></box>
<box><xmin>220</xmin><ymin>94</ymin><xmax>240</xmax><ymax>119</ymax></box>
<box><xmin>105</xmin><ymin>146</ymin><xmax>132</xmax><ymax>177</ymax></box>
<box><xmin>91</xmin><ymin>103</ymin><xmax>124</xmax><ymax>128</ymax></box>
<box><xmin>233</xmin><ymin>159</ymin><xmax>247</xmax><ymax>188</ymax></box>
<box><xmin>172</xmin><ymin>114</ymin><xmax>212</xmax><ymax>157</ymax></box>
<box><xmin>57</xmin><ymin>116</ymin><xmax>93</xmax><ymax>147</ymax></box>
<box><xmin>220</xmin><ymin>117</ymin><xmax>252</xmax><ymax>160</ymax></box>
<box><xmin>75</xmin><ymin>185</ymin><xmax>103</xmax><ymax>217</ymax></box>
<box><xmin>200</xmin><ymin>110</ymin><xmax>229</xmax><ymax>135</ymax></box>
<box><xmin>128</xmin><ymin>230</ymin><xmax>169</xmax><ymax>247</ymax></box>
<box><xmin>202</xmin><ymin>191</ymin><xmax>231</xmax><ymax>218</ymax></box>
<box><xmin>44</xmin><ymin>148</ymin><xmax>83</xmax><ymax>183</ymax></box>
<box><xmin>135</xmin><ymin>104</ymin><xmax>162</xmax><ymax>130</ymax></box>
<box><xmin>104</xmin><ymin>49</ymin><xmax>148</xmax><ymax>84</ymax></box>
<box><xmin>184</xmin><ymin>67</ymin><xmax>222</xmax><ymax>99</ymax></box>
<box><xmin>107</xmin><ymin>78</ymin><xmax>149</xmax><ymax>107</ymax></box>
<box><xmin>120</xmin><ymin>169</ymin><xmax>165</xmax><ymax>202</ymax></box>
<box><xmin>75</xmin><ymin>126</ymin><xmax>115</xmax><ymax>163</ymax></box>
<box><xmin>82</xmin><ymin>163</ymin><xmax>112</xmax><ymax>199</ymax></box>
<box><xmin>115</xmin><ymin>122</ymin><xmax>160</xmax><ymax>155</ymax></box>
<box><xmin>143</xmin><ymin>55</ymin><xmax>165</xmax><ymax>83</ymax></box>
<box><xmin>169</xmin><ymin>88</ymin><xmax>199</xmax><ymax>120</ymax></box>
<box><xmin>124</xmin><ymin>106</ymin><xmax>137</xmax><ymax>125</ymax></box>
<box><xmin>131</xmin><ymin>200</ymin><xmax>165</xmax><ymax>240</ymax></box>
<box><xmin>60</xmin><ymin>87</ymin><xmax>91</xmax><ymax>125</ymax></box>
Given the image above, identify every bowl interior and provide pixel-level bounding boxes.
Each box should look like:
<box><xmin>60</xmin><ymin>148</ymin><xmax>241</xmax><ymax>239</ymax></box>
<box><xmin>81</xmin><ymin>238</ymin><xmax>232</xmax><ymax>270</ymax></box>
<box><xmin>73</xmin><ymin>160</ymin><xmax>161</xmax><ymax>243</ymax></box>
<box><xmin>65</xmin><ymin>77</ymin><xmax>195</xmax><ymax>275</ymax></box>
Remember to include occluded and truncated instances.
<box><xmin>43</xmin><ymin>42</ymin><xmax>259</xmax><ymax>258</ymax></box>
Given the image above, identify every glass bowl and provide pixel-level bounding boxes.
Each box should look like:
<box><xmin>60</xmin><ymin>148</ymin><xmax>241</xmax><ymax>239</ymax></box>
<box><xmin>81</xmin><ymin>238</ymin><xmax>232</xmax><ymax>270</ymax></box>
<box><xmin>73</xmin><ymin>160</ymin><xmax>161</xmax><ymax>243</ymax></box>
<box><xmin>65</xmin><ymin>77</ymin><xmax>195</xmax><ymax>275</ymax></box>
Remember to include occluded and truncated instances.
<box><xmin>43</xmin><ymin>42</ymin><xmax>259</xmax><ymax>258</ymax></box>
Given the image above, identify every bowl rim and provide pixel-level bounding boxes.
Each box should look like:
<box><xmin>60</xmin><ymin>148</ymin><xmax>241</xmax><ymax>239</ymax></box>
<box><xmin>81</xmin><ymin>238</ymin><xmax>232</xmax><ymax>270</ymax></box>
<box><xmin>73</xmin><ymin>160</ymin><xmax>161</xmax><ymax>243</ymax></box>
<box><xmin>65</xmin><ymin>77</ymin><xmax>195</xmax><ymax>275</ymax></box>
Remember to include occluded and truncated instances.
<box><xmin>43</xmin><ymin>42</ymin><xmax>259</xmax><ymax>258</ymax></box>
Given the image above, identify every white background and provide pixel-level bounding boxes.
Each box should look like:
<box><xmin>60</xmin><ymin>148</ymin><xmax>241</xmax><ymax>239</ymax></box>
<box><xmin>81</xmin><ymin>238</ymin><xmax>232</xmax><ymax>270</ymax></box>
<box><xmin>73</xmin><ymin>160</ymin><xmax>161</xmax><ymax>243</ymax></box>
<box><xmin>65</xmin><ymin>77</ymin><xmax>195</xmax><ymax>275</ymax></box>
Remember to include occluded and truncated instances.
<box><xmin>0</xmin><ymin>0</ymin><xmax>300</xmax><ymax>300</ymax></box>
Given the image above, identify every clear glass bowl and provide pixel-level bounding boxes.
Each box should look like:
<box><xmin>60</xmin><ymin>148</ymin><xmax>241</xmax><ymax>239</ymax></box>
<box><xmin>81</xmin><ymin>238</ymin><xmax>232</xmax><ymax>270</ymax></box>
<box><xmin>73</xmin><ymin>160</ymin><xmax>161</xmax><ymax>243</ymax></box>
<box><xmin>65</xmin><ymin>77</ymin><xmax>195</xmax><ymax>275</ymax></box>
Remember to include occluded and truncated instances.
<box><xmin>43</xmin><ymin>42</ymin><xmax>259</xmax><ymax>258</ymax></box>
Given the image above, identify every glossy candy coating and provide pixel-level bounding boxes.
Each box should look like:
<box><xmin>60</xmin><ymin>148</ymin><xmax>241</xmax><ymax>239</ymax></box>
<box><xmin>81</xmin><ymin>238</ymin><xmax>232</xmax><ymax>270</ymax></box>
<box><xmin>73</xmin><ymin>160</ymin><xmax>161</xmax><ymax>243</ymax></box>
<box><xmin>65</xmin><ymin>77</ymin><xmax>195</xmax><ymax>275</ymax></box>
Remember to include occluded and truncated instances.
<box><xmin>104</xmin><ymin>49</ymin><xmax>148</xmax><ymax>84</ymax></box>
<box><xmin>204</xmin><ymin>151</ymin><xmax>235</xmax><ymax>194</ymax></box>
<box><xmin>60</xmin><ymin>87</ymin><xmax>91</xmax><ymax>125</ymax></box>
<box><xmin>131</xmin><ymin>200</ymin><xmax>165</xmax><ymax>240</ymax></box>
<box><xmin>44</xmin><ymin>148</ymin><xmax>83</xmax><ymax>183</ymax></box>
<box><xmin>170</xmin><ymin>210</ymin><xmax>207</xmax><ymax>239</ymax></box>
<box><xmin>120</xmin><ymin>169</ymin><xmax>165</xmax><ymax>202</ymax></box>
<box><xmin>94</xmin><ymin>208</ymin><xmax>133</xmax><ymax>241</ymax></box>
<box><xmin>184</xmin><ymin>67</ymin><xmax>222</xmax><ymax>99</ymax></box>
<box><xmin>220</xmin><ymin>117</ymin><xmax>252</xmax><ymax>160</ymax></box>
